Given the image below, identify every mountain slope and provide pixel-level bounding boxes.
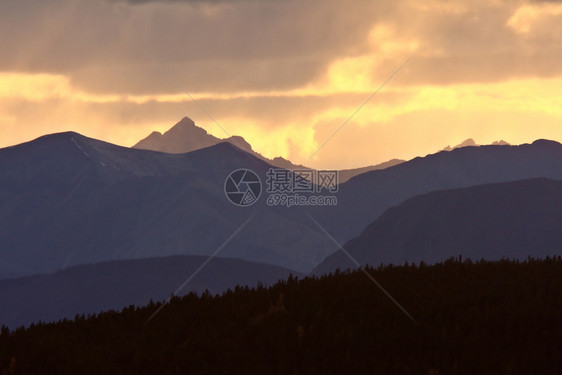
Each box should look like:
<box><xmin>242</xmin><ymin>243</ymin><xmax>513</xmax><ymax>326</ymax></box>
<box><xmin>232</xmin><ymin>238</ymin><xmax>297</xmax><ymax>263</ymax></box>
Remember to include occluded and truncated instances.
<box><xmin>314</xmin><ymin>178</ymin><xmax>562</xmax><ymax>274</ymax></box>
<box><xmin>310</xmin><ymin>139</ymin><xmax>562</xmax><ymax>244</ymax></box>
<box><xmin>0</xmin><ymin>255</ymin><xmax>301</xmax><ymax>328</ymax></box>
<box><xmin>337</xmin><ymin>159</ymin><xmax>405</xmax><ymax>183</ymax></box>
<box><xmin>0</xmin><ymin>132</ymin><xmax>334</xmax><ymax>278</ymax></box>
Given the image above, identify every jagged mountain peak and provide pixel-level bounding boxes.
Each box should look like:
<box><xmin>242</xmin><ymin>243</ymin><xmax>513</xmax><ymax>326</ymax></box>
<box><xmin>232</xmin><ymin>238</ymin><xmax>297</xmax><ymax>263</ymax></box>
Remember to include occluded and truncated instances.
<box><xmin>443</xmin><ymin>138</ymin><xmax>515</xmax><ymax>151</ymax></box>
<box><xmin>132</xmin><ymin>117</ymin><xmax>307</xmax><ymax>170</ymax></box>
<box><xmin>133</xmin><ymin>117</ymin><xmax>220</xmax><ymax>154</ymax></box>
<box><xmin>443</xmin><ymin>138</ymin><xmax>476</xmax><ymax>151</ymax></box>
<box><xmin>165</xmin><ymin>117</ymin><xmax>201</xmax><ymax>134</ymax></box>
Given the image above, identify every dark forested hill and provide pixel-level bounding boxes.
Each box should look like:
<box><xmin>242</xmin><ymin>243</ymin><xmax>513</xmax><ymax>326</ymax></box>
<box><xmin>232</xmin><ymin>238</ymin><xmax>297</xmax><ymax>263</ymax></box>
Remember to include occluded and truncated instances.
<box><xmin>1</xmin><ymin>258</ymin><xmax>561</xmax><ymax>374</ymax></box>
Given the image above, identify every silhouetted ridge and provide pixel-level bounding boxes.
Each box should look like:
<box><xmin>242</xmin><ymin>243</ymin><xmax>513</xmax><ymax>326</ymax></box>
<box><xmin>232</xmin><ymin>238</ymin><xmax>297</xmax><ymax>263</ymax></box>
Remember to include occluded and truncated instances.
<box><xmin>313</xmin><ymin>177</ymin><xmax>562</xmax><ymax>274</ymax></box>
<box><xmin>532</xmin><ymin>139</ymin><xmax>561</xmax><ymax>147</ymax></box>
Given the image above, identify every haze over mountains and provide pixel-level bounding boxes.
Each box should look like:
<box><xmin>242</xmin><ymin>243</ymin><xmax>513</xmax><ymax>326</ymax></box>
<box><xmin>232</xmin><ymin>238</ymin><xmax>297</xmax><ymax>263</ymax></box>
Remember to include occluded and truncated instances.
<box><xmin>314</xmin><ymin>178</ymin><xmax>562</xmax><ymax>274</ymax></box>
<box><xmin>134</xmin><ymin>118</ymin><xmax>514</xmax><ymax>184</ymax></box>
<box><xmin>2</xmin><ymin>127</ymin><xmax>561</xmax><ymax>279</ymax></box>
<box><xmin>1</xmin><ymin>117</ymin><xmax>561</xmax><ymax>327</ymax></box>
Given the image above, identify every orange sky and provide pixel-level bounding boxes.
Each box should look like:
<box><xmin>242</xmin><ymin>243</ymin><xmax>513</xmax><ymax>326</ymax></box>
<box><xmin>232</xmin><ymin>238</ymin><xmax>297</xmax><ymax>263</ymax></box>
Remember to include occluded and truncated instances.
<box><xmin>1</xmin><ymin>0</ymin><xmax>562</xmax><ymax>169</ymax></box>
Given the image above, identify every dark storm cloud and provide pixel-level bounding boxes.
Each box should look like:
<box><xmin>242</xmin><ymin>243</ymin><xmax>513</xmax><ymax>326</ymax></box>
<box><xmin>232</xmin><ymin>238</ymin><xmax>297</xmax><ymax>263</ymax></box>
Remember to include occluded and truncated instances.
<box><xmin>0</xmin><ymin>0</ymin><xmax>381</xmax><ymax>93</ymax></box>
<box><xmin>2</xmin><ymin>0</ymin><xmax>562</xmax><ymax>96</ymax></box>
<box><xmin>67</xmin><ymin>56</ymin><xmax>327</xmax><ymax>95</ymax></box>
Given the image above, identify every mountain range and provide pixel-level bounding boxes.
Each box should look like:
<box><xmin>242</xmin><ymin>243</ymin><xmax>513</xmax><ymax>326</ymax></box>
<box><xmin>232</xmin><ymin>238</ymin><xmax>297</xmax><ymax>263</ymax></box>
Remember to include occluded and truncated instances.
<box><xmin>134</xmin><ymin>119</ymin><xmax>512</xmax><ymax>182</ymax></box>
<box><xmin>309</xmin><ymin>139</ymin><xmax>562</xmax><ymax>245</ymax></box>
<box><xmin>2</xmin><ymin>129</ymin><xmax>561</xmax><ymax>280</ymax></box>
<box><xmin>1</xmin><ymin>117</ymin><xmax>562</xmax><ymax>327</ymax></box>
<box><xmin>0</xmin><ymin>132</ymin><xmax>336</xmax><ymax>278</ymax></box>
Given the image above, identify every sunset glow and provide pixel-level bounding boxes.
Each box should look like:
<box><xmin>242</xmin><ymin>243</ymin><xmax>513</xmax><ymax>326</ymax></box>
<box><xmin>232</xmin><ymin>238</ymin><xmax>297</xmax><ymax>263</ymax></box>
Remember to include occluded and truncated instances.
<box><xmin>1</xmin><ymin>0</ymin><xmax>562</xmax><ymax>169</ymax></box>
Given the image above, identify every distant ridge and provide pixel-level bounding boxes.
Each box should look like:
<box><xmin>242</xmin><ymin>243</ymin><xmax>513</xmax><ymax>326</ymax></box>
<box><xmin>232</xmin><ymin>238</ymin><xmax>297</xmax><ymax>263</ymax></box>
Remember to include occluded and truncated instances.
<box><xmin>133</xmin><ymin>117</ymin><xmax>403</xmax><ymax>182</ymax></box>
<box><xmin>443</xmin><ymin>138</ymin><xmax>510</xmax><ymax>151</ymax></box>
<box><xmin>338</xmin><ymin>159</ymin><xmax>405</xmax><ymax>183</ymax></box>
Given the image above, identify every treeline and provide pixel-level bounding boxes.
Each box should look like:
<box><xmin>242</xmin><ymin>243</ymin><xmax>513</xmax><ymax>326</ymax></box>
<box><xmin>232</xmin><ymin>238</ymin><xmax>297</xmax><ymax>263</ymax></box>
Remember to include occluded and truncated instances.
<box><xmin>1</xmin><ymin>257</ymin><xmax>562</xmax><ymax>374</ymax></box>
